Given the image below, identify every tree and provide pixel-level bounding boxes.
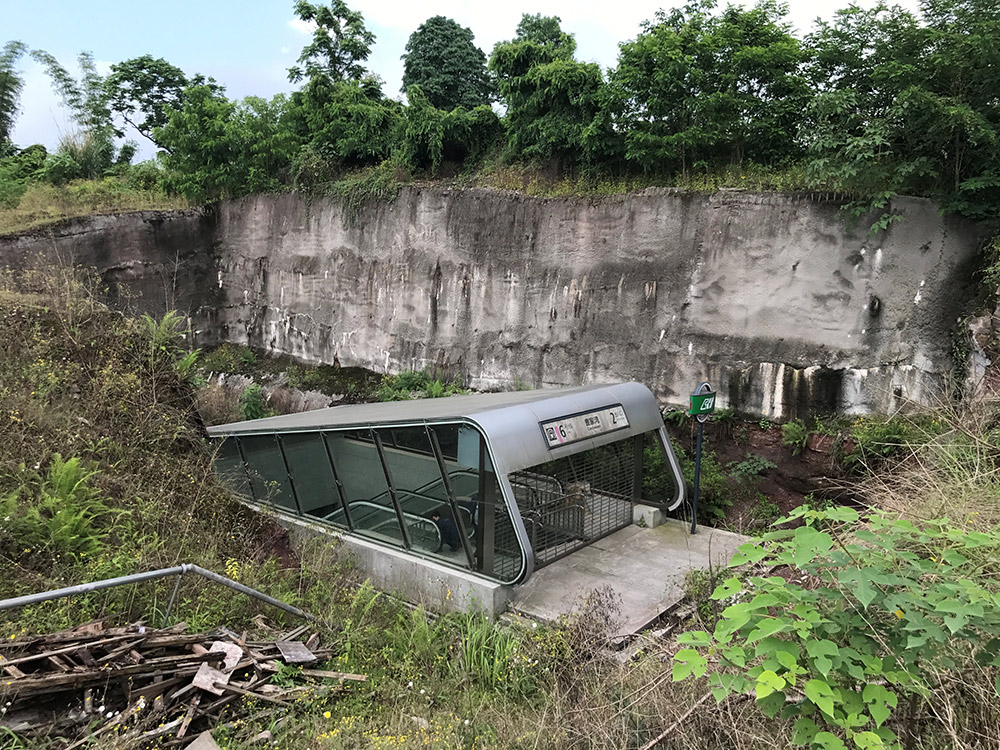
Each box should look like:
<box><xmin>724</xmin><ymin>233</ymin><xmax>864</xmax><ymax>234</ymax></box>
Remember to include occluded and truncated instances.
<box><xmin>287</xmin><ymin>0</ymin><xmax>375</xmax><ymax>84</ymax></box>
<box><xmin>398</xmin><ymin>85</ymin><xmax>501</xmax><ymax>174</ymax></box>
<box><xmin>32</xmin><ymin>50</ymin><xmax>112</xmax><ymax>134</ymax></box>
<box><xmin>155</xmin><ymin>86</ymin><xmax>302</xmax><ymax>201</ymax></box>
<box><xmin>401</xmin><ymin>16</ymin><xmax>492</xmax><ymax>110</ymax></box>
<box><xmin>888</xmin><ymin>0</ymin><xmax>1000</xmax><ymax>220</ymax></box>
<box><xmin>292</xmin><ymin>78</ymin><xmax>400</xmax><ymax>176</ymax></box>
<box><xmin>802</xmin><ymin>4</ymin><xmax>923</xmax><ymax>204</ymax></box>
<box><xmin>31</xmin><ymin>49</ymin><xmax>125</xmax><ymax>178</ymax></box>
<box><xmin>104</xmin><ymin>55</ymin><xmax>222</xmax><ymax>149</ymax></box>
<box><xmin>514</xmin><ymin>13</ymin><xmax>577</xmax><ymax>58</ymax></box>
<box><xmin>610</xmin><ymin>0</ymin><xmax>809</xmax><ymax>175</ymax></box>
<box><xmin>803</xmin><ymin>0</ymin><xmax>1000</xmax><ymax>223</ymax></box>
<box><xmin>489</xmin><ymin>14</ymin><xmax>608</xmax><ymax>170</ymax></box>
<box><xmin>0</xmin><ymin>40</ymin><xmax>28</xmax><ymax>147</ymax></box>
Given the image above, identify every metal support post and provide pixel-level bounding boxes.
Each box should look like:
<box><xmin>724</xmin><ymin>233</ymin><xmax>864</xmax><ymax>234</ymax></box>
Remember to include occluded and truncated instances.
<box><xmin>691</xmin><ymin>419</ymin><xmax>703</xmax><ymax>535</ymax></box>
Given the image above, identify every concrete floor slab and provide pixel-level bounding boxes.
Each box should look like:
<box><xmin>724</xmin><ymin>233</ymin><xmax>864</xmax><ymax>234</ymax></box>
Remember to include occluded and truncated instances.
<box><xmin>509</xmin><ymin>520</ymin><xmax>747</xmax><ymax>633</ymax></box>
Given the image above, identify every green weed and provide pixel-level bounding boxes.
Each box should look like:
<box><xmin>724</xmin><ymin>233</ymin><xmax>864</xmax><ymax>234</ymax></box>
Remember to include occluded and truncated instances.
<box><xmin>781</xmin><ymin>418</ymin><xmax>810</xmax><ymax>455</ymax></box>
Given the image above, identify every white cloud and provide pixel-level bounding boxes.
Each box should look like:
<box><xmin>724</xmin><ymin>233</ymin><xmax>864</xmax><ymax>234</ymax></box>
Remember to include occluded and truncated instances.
<box><xmin>287</xmin><ymin>18</ymin><xmax>317</xmax><ymax>35</ymax></box>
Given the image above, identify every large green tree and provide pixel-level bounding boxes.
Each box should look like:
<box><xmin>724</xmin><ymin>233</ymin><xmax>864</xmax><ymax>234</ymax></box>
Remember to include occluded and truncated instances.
<box><xmin>287</xmin><ymin>0</ymin><xmax>375</xmax><ymax>84</ymax></box>
<box><xmin>104</xmin><ymin>56</ymin><xmax>222</xmax><ymax>149</ymax></box>
<box><xmin>490</xmin><ymin>14</ymin><xmax>610</xmax><ymax>170</ymax></box>
<box><xmin>803</xmin><ymin>0</ymin><xmax>1000</xmax><ymax>222</ymax></box>
<box><xmin>401</xmin><ymin>16</ymin><xmax>492</xmax><ymax>110</ymax></box>
<box><xmin>155</xmin><ymin>86</ymin><xmax>301</xmax><ymax>200</ymax></box>
<box><xmin>611</xmin><ymin>0</ymin><xmax>809</xmax><ymax>174</ymax></box>
<box><xmin>0</xmin><ymin>41</ymin><xmax>28</xmax><ymax>148</ymax></box>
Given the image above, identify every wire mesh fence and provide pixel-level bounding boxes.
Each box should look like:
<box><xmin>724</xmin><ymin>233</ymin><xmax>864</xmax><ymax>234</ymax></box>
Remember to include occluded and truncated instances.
<box><xmin>511</xmin><ymin>439</ymin><xmax>637</xmax><ymax>567</ymax></box>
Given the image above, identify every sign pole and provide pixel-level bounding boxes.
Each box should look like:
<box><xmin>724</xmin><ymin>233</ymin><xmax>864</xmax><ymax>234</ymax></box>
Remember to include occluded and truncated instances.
<box><xmin>688</xmin><ymin>381</ymin><xmax>715</xmax><ymax>535</ymax></box>
<box><xmin>692</xmin><ymin>420</ymin><xmax>703</xmax><ymax>535</ymax></box>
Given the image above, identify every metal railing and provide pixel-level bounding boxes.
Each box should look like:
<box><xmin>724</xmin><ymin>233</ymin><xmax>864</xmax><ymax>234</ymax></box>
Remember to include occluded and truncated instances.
<box><xmin>0</xmin><ymin>564</ymin><xmax>318</xmax><ymax>625</ymax></box>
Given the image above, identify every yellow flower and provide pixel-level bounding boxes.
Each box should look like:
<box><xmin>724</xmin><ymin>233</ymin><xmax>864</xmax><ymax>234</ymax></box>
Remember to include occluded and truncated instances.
<box><xmin>894</xmin><ymin>609</ymin><xmax>904</xmax><ymax>619</ymax></box>
<box><xmin>324</xmin><ymin>711</ymin><xmax>332</xmax><ymax>719</ymax></box>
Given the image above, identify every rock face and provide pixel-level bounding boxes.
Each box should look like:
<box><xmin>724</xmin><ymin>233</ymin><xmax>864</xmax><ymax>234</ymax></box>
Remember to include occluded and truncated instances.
<box><xmin>0</xmin><ymin>188</ymin><xmax>984</xmax><ymax>417</ymax></box>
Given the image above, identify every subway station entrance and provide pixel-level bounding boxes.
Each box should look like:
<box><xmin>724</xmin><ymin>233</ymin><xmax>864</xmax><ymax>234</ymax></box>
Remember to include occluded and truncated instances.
<box><xmin>208</xmin><ymin>383</ymin><xmax>685</xmax><ymax>586</ymax></box>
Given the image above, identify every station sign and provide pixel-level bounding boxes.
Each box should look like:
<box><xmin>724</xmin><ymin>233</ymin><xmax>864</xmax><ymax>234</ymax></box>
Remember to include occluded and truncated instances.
<box><xmin>540</xmin><ymin>404</ymin><xmax>629</xmax><ymax>449</ymax></box>
<box><xmin>689</xmin><ymin>382</ymin><xmax>716</xmax><ymax>424</ymax></box>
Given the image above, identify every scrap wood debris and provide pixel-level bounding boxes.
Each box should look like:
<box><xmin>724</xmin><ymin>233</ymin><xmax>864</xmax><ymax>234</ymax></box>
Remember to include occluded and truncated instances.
<box><xmin>0</xmin><ymin>618</ymin><xmax>366</xmax><ymax>748</ymax></box>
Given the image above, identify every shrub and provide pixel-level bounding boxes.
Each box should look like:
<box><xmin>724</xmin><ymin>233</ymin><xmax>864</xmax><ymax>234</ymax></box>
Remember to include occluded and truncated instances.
<box><xmin>781</xmin><ymin>418</ymin><xmax>810</xmax><ymax>455</ymax></box>
<box><xmin>239</xmin><ymin>383</ymin><xmax>270</xmax><ymax>420</ymax></box>
<box><xmin>843</xmin><ymin>416</ymin><xmax>909</xmax><ymax>471</ymax></box>
<box><xmin>727</xmin><ymin>453</ymin><xmax>776</xmax><ymax>479</ymax></box>
<box><xmin>673</xmin><ymin>505</ymin><xmax>1000</xmax><ymax>748</ymax></box>
<box><xmin>376</xmin><ymin>369</ymin><xmax>467</xmax><ymax>402</ymax></box>
<box><xmin>666</xmin><ymin>439</ymin><xmax>730</xmax><ymax>522</ymax></box>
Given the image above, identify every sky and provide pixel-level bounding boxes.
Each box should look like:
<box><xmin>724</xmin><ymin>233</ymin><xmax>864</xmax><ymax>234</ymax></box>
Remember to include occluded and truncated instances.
<box><xmin>7</xmin><ymin>0</ymin><xmax>921</xmax><ymax>158</ymax></box>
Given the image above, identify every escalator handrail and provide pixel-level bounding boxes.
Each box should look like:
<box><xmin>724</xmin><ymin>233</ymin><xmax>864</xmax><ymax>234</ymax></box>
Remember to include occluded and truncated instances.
<box><xmin>323</xmin><ymin>500</ymin><xmax>444</xmax><ymax>551</ymax></box>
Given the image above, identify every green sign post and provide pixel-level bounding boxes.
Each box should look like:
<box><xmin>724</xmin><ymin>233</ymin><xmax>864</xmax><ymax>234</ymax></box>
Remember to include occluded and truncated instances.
<box><xmin>688</xmin><ymin>382</ymin><xmax>715</xmax><ymax>534</ymax></box>
<box><xmin>689</xmin><ymin>391</ymin><xmax>717</xmax><ymax>421</ymax></box>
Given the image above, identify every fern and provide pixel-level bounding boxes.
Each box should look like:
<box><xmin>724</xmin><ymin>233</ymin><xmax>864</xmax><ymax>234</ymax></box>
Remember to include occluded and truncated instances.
<box><xmin>6</xmin><ymin>454</ymin><xmax>113</xmax><ymax>559</ymax></box>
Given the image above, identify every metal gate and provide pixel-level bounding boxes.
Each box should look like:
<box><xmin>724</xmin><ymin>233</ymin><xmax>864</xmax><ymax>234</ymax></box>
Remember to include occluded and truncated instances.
<box><xmin>510</xmin><ymin>439</ymin><xmax>637</xmax><ymax>568</ymax></box>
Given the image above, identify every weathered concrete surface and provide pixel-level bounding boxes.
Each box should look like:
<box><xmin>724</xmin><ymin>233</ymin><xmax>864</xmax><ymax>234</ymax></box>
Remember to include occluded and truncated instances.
<box><xmin>0</xmin><ymin>209</ymin><xmax>218</xmax><ymax>316</ymax></box>
<box><xmin>279</xmin><ymin>507</ymin><xmax>510</xmax><ymax>615</ymax></box>
<box><xmin>0</xmin><ymin>189</ymin><xmax>984</xmax><ymax>417</ymax></box>
<box><xmin>509</xmin><ymin>521</ymin><xmax>747</xmax><ymax>633</ymax></box>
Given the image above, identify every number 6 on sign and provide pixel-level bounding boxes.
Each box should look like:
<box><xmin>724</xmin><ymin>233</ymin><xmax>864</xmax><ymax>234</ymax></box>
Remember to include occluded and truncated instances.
<box><xmin>539</xmin><ymin>405</ymin><xmax>630</xmax><ymax>449</ymax></box>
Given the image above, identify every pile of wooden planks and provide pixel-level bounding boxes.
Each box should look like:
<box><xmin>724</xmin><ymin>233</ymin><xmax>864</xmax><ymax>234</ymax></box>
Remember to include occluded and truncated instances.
<box><xmin>0</xmin><ymin>619</ymin><xmax>365</xmax><ymax>748</ymax></box>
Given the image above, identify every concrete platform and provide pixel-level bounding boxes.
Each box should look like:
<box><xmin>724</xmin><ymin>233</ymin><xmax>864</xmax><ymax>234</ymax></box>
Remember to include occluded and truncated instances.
<box><xmin>509</xmin><ymin>520</ymin><xmax>748</xmax><ymax>633</ymax></box>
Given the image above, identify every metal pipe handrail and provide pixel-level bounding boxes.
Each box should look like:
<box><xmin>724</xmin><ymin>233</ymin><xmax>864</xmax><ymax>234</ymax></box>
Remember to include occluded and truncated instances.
<box><xmin>0</xmin><ymin>563</ymin><xmax>318</xmax><ymax>625</ymax></box>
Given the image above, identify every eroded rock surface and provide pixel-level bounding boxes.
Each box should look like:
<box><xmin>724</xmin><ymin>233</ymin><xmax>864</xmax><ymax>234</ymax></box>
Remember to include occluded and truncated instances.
<box><xmin>0</xmin><ymin>188</ymin><xmax>983</xmax><ymax>417</ymax></box>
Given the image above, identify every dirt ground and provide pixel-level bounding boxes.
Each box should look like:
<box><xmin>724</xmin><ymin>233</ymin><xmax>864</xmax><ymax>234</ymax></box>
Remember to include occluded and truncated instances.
<box><xmin>668</xmin><ymin>418</ymin><xmax>854</xmax><ymax>533</ymax></box>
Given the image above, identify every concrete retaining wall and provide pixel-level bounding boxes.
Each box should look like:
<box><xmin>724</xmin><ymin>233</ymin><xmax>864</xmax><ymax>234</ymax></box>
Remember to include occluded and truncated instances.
<box><xmin>0</xmin><ymin>188</ymin><xmax>983</xmax><ymax>417</ymax></box>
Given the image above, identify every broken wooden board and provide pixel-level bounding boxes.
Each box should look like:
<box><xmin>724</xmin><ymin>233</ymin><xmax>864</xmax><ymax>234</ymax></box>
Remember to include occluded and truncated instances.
<box><xmin>274</xmin><ymin>640</ymin><xmax>316</xmax><ymax>664</ymax></box>
<box><xmin>192</xmin><ymin>664</ymin><xmax>230</xmax><ymax>696</ymax></box>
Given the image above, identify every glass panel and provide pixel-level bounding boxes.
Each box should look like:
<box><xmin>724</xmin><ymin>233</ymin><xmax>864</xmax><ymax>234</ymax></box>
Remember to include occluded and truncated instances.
<box><xmin>281</xmin><ymin>432</ymin><xmax>347</xmax><ymax>529</ymax></box>
<box><xmin>239</xmin><ymin>434</ymin><xmax>297</xmax><ymax>514</ymax></box>
<box><xmin>323</xmin><ymin>429</ymin><xmax>403</xmax><ymax>548</ymax></box>
<box><xmin>374</xmin><ymin>426</ymin><xmax>472</xmax><ymax>562</ymax></box>
<box><xmin>642</xmin><ymin>430</ymin><xmax>681</xmax><ymax>506</ymax></box>
<box><xmin>482</xmin><ymin>472</ymin><xmax>524</xmax><ymax>583</ymax></box>
<box><xmin>213</xmin><ymin>438</ymin><xmax>250</xmax><ymax>497</ymax></box>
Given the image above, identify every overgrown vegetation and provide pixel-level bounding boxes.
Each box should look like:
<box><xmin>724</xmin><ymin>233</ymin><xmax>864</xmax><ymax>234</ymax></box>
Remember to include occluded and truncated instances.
<box><xmin>376</xmin><ymin>368</ymin><xmax>468</xmax><ymax>402</ymax></box>
<box><xmin>674</xmin><ymin>504</ymin><xmax>1000</xmax><ymax>749</ymax></box>
<box><xmin>2</xmin><ymin>269</ymin><xmax>789</xmax><ymax>748</ymax></box>
<box><xmin>3</xmin><ymin>0</ymin><xmax>1000</xmax><ymax>234</ymax></box>
<box><xmin>0</xmin><ymin>269</ymin><xmax>277</xmax><ymax>634</ymax></box>
<box><xmin>5</xmin><ymin>266</ymin><xmax>1000</xmax><ymax>748</ymax></box>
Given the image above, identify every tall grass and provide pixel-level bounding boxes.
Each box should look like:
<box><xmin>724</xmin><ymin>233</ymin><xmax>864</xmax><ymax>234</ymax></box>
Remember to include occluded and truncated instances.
<box><xmin>852</xmin><ymin>395</ymin><xmax>1000</xmax><ymax>528</ymax></box>
<box><xmin>0</xmin><ymin>178</ymin><xmax>187</xmax><ymax>235</ymax></box>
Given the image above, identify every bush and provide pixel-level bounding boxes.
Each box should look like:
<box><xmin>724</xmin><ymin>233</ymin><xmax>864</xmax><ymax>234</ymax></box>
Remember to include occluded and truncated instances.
<box><xmin>673</xmin><ymin>505</ymin><xmax>1000</xmax><ymax>748</ymax></box>
<box><xmin>120</xmin><ymin>159</ymin><xmax>165</xmax><ymax>191</ymax></box>
<box><xmin>39</xmin><ymin>151</ymin><xmax>84</xmax><ymax>185</ymax></box>
<box><xmin>376</xmin><ymin>369</ymin><xmax>467</xmax><ymax>402</ymax></box>
<box><xmin>239</xmin><ymin>383</ymin><xmax>270</xmax><ymax>420</ymax></box>
<box><xmin>843</xmin><ymin>416</ymin><xmax>910</xmax><ymax>471</ymax></box>
<box><xmin>666</xmin><ymin>439</ymin><xmax>730</xmax><ymax>522</ymax></box>
<box><xmin>781</xmin><ymin>418</ymin><xmax>810</xmax><ymax>455</ymax></box>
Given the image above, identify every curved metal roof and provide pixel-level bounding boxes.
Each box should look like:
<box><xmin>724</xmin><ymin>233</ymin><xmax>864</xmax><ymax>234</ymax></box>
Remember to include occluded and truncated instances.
<box><xmin>207</xmin><ymin>382</ymin><xmax>666</xmax><ymax>475</ymax></box>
